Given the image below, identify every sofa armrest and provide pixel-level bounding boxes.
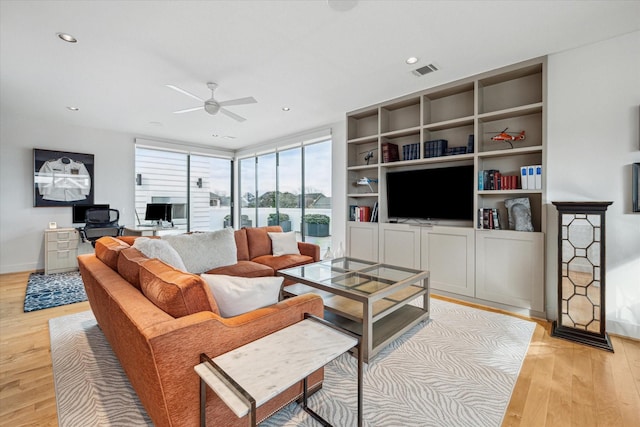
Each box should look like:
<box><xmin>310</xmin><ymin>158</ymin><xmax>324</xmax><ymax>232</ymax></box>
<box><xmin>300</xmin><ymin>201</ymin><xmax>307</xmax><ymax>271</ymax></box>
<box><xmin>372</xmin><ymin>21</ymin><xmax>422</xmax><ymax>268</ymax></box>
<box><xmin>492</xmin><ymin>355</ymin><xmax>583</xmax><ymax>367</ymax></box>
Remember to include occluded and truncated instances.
<box><xmin>297</xmin><ymin>241</ymin><xmax>320</xmax><ymax>262</ymax></box>
<box><xmin>146</xmin><ymin>293</ymin><xmax>323</xmax><ymax>355</ymax></box>
<box><xmin>142</xmin><ymin>293</ymin><xmax>324</xmax><ymax>426</ymax></box>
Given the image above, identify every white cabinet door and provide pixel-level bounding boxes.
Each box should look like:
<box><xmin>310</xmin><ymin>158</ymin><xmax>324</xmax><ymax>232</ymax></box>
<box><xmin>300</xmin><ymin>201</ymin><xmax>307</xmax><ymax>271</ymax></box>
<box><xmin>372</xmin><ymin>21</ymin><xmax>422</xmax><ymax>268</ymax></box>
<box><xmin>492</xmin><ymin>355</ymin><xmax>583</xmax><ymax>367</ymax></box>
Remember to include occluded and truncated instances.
<box><xmin>421</xmin><ymin>226</ymin><xmax>475</xmax><ymax>297</ymax></box>
<box><xmin>379</xmin><ymin>224</ymin><xmax>421</xmax><ymax>269</ymax></box>
<box><xmin>476</xmin><ymin>230</ymin><xmax>544</xmax><ymax>312</ymax></box>
<box><xmin>346</xmin><ymin>222</ymin><xmax>379</xmax><ymax>262</ymax></box>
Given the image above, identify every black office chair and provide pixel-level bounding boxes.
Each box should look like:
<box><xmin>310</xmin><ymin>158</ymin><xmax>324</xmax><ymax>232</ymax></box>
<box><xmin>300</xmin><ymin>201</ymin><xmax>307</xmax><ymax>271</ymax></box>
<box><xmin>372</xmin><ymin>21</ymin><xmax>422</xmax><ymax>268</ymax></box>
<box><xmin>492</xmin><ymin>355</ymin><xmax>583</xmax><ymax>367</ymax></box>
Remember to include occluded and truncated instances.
<box><xmin>79</xmin><ymin>208</ymin><xmax>124</xmax><ymax>247</ymax></box>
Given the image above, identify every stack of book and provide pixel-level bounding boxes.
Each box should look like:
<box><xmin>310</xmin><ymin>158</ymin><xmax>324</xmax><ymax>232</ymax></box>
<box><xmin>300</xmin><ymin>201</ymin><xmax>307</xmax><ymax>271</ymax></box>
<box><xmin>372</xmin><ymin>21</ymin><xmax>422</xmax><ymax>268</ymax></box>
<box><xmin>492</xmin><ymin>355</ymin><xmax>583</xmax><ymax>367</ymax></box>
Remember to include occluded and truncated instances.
<box><xmin>445</xmin><ymin>146</ymin><xmax>467</xmax><ymax>156</ymax></box>
<box><xmin>519</xmin><ymin>165</ymin><xmax>542</xmax><ymax>190</ymax></box>
<box><xmin>424</xmin><ymin>139</ymin><xmax>448</xmax><ymax>158</ymax></box>
<box><xmin>478</xmin><ymin>208</ymin><xmax>501</xmax><ymax>230</ymax></box>
<box><xmin>381</xmin><ymin>143</ymin><xmax>399</xmax><ymax>163</ymax></box>
<box><xmin>478</xmin><ymin>169</ymin><xmax>519</xmax><ymax>190</ymax></box>
<box><xmin>351</xmin><ymin>202</ymin><xmax>378</xmax><ymax>222</ymax></box>
<box><xmin>402</xmin><ymin>143</ymin><xmax>420</xmax><ymax>160</ymax></box>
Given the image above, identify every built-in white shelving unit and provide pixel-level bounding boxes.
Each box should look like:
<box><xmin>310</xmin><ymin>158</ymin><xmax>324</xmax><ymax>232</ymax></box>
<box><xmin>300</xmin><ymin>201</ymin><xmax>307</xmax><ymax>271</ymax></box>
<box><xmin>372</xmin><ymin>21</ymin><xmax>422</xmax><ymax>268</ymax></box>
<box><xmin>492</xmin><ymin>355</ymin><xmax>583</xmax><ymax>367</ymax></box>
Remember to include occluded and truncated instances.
<box><xmin>345</xmin><ymin>57</ymin><xmax>546</xmax><ymax>317</ymax></box>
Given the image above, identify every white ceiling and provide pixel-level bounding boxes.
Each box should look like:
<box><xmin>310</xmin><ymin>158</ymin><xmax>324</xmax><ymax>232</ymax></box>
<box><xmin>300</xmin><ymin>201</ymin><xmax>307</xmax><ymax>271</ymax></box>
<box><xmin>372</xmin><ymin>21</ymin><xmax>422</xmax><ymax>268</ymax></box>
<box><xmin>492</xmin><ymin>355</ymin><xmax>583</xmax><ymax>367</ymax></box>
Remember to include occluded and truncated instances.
<box><xmin>2</xmin><ymin>1</ymin><xmax>639</xmax><ymax>150</ymax></box>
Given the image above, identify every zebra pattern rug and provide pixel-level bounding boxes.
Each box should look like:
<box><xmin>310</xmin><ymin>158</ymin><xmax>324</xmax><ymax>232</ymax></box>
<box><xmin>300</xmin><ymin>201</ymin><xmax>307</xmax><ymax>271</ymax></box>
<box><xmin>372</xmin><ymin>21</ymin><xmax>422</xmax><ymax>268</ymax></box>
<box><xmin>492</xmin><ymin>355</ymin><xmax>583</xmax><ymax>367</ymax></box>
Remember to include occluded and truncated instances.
<box><xmin>24</xmin><ymin>271</ymin><xmax>87</xmax><ymax>312</ymax></box>
<box><xmin>49</xmin><ymin>299</ymin><xmax>535</xmax><ymax>426</ymax></box>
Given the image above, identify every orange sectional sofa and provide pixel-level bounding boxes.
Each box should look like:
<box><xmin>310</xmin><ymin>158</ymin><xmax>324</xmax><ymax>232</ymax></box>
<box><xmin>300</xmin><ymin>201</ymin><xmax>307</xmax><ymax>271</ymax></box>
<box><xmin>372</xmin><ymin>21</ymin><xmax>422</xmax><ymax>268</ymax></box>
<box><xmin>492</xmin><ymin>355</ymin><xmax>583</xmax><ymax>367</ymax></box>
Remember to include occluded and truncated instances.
<box><xmin>77</xmin><ymin>226</ymin><xmax>323</xmax><ymax>427</ymax></box>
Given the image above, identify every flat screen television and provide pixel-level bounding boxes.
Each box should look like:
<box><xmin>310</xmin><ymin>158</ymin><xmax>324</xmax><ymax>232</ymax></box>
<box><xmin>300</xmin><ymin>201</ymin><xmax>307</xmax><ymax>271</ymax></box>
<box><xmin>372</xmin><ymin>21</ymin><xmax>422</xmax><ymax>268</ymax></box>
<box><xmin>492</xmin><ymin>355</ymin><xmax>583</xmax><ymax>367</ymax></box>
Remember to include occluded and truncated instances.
<box><xmin>386</xmin><ymin>165</ymin><xmax>474</xmax><ymax>221</ymax></box>
<box><xmin>144</xmin><ymin>203</ymin><xmax>172</xmax><ymax>223</ymax></box>
<box><xmin>72</xmin><ymin>204</ymin><xmax>109</xmax><ymax>224</ymax></box>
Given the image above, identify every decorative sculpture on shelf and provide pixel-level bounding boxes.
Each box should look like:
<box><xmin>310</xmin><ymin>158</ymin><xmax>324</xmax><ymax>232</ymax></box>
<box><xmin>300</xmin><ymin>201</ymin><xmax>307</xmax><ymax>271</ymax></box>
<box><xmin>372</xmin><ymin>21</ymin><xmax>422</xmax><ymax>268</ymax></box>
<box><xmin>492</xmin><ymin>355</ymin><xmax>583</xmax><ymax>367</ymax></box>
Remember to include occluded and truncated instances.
<box><xmin>488</xmin><ymin>128</ymin><xmax>525</xmax><ymax>149</ymax></box>
<box><xmin>356</xmin><ymin>177</ymin><xmax>378</xmax><ymax>192</ymax></box>
<box><xmin>364</xmin><ymin>150</ymin><xmax>374</xmax><ymax>165</ymax></box>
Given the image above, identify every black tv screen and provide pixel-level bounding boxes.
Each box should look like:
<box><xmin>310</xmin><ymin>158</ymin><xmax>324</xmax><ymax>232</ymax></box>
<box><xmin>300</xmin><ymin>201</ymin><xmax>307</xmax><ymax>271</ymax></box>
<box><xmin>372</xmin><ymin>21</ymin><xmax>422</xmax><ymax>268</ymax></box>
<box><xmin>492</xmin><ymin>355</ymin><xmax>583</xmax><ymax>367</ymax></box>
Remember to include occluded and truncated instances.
<box><xmin>72</xmin><ymin>204</ymin><xmax>109</xmax><ymax>224</ymax></box>
<box><xmin>386</xmin><ymin>165</ymin><xmax>474</xmax><ymax>221</ymax></box>
<box><xmin>145</xmin><ymin>203</ymin><xmax>172</xmax><ymax>222</ymax></box>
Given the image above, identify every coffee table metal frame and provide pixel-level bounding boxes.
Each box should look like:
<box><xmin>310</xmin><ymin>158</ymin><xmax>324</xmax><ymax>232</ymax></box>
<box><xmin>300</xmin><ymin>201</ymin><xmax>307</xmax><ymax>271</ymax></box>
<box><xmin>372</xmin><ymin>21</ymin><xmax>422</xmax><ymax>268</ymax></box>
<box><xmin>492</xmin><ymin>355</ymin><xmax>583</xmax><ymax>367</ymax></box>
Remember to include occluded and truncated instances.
<box><xmin>279</xmin><ymin>257</ymin><xmax>430</xmax><ymax>363</ymax></box>
<box><xmin>195</xmin><ymin>313</ymin><xmax>363</xmax><ymax>427</ymax></box>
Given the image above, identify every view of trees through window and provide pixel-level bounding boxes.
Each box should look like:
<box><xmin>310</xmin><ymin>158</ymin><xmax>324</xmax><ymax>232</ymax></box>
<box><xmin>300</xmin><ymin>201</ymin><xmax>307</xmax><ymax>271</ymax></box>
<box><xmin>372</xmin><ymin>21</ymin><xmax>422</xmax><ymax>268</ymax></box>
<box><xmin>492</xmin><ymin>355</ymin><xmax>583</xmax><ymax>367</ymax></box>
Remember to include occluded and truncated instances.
<box><xmin>239</xmin><ymin>138</ymin><xmax>332</xmax><ymax>247</ymax></box>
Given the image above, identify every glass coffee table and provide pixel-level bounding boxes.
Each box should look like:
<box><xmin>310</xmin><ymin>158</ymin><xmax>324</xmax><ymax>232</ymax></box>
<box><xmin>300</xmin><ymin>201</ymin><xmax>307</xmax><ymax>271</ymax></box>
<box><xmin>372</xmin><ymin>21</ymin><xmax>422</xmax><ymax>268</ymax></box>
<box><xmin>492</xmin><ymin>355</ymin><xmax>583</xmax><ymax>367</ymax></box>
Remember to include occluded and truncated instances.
<box><xmin>278</xmin><ymin>257</ymin><xmax>430</xmax><ymax>363</ymax></box>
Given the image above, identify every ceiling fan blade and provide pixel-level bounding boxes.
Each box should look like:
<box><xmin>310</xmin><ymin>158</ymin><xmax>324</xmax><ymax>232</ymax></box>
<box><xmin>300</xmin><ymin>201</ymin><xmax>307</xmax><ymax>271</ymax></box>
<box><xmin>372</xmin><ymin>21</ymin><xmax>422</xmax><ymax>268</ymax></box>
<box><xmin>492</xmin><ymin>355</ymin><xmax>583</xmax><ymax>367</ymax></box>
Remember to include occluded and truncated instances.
<box><xmin>166</xmin><ymin>85</ymin><xmax>204</xmax><ymax>102</ymax></box>
<box><xmin>218</xmin><ymin>96</ymin><xmax>257</xmax><ymax>107</ymax></box>
<box><xmin>173</xmin><ymin>106</ymin><xmax>203</xmax><ymax>114</ymax></box>
<box><xmin>220</xmin><ymin>108</ymin><xmax>246</xmax><ymax>122</ymax></box>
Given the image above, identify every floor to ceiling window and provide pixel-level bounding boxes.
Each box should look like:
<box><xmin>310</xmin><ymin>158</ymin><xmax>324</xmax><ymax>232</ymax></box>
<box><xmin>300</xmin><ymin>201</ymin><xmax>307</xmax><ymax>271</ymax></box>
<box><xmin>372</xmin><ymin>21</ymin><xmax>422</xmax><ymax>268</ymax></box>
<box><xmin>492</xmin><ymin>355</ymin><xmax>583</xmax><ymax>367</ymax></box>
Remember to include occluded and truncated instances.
<box><xmin>237</xmin><ymin>137</ymin><xmax>332</xmax><ymax>251</ymax></box>
<box><xmin>135</xmin><ymin>145</ymin><xmax>232</xmax><ymax>233</ymax></box>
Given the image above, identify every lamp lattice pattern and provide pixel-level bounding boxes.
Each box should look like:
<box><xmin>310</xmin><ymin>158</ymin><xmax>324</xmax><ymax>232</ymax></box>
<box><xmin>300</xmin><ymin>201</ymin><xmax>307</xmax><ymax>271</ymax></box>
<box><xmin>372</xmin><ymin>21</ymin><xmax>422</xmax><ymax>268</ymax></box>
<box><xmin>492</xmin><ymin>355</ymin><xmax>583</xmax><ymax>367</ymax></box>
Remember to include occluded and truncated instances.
<box><xmin>560</xmin><ymin>213</ymin><xmax>602</xmax><ymax>332</ymax></box>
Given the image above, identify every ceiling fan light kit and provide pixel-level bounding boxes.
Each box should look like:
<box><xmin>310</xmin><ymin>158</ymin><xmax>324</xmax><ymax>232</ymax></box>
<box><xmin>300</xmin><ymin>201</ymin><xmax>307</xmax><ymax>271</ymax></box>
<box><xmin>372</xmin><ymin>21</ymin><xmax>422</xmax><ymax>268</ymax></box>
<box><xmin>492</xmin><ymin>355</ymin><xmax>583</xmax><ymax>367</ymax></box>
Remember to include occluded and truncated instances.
<box><xmin>167</xmin><ymin>82</ymin><xmax>257</xmax><ymax>122</ymax></box>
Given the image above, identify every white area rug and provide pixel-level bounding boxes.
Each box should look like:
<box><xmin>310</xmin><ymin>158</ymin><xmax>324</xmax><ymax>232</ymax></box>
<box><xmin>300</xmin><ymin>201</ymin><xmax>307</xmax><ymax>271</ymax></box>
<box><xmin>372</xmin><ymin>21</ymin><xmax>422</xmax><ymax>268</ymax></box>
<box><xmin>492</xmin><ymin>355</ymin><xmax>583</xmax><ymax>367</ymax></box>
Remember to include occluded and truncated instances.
<box><xmin>50</xmin><ymin>299</ymin><xmax>535</xmax><ymax>426</ymax></box>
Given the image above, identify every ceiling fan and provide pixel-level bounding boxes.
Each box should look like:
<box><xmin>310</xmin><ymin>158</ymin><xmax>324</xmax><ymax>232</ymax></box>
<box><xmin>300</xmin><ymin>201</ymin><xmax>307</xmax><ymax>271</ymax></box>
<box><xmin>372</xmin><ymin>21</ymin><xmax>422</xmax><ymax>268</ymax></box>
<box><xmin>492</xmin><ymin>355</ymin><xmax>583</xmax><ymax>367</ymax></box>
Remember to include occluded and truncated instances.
<box><xmin>166</xmin><ymin>82</ymin><xmax>257</xmax><ymax>122</ymax></box>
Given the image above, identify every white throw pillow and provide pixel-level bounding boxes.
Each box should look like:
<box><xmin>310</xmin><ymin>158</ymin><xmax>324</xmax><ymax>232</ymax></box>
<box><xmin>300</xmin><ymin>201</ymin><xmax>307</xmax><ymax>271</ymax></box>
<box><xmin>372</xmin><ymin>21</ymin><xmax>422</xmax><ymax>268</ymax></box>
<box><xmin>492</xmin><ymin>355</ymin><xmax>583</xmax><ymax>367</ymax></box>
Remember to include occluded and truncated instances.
<box><xmin>132</xmin><ymin>237</ymin><xmax>187</xmax><ymax>271</ymax></box>
<box><xmin>200</xmin><ymin>274</ymin><xmax>283</xmax><ymax>318</ymax></box>
<box><xmin>268</xmin><ymin>231</ymin><xmax>300</xmax><ymax>256</ymax></box>
<box><xmin>163</xmin><ymin>228</ymin><xmax>237</xmax><ymax>274</ymax></box>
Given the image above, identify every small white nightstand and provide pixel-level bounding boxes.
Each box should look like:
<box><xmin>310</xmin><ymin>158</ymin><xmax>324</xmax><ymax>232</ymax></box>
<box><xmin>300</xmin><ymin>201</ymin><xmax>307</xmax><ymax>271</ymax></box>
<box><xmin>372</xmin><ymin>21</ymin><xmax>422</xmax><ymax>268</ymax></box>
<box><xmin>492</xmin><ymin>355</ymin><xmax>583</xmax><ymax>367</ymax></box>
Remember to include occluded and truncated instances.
<box><xmin>44</xmin><ymin>227</ymin><xmax>80</xmax><ymax>274</ymax></box>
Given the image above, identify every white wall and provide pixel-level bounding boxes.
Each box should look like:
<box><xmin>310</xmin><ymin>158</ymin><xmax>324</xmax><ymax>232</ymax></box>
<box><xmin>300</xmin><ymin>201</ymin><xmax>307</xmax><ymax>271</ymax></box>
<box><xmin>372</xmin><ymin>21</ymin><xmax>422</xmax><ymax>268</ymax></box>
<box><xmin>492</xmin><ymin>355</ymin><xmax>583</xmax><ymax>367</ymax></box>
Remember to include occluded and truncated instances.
<box><xmin>546</xmin><ymin>31</ymin><xmax>640</xmax><ymax>338</ymax></box>
<box><xmin>0</xmin><ymin>113</ymin><xmax>135</xmax><ymax>273</ymax></box>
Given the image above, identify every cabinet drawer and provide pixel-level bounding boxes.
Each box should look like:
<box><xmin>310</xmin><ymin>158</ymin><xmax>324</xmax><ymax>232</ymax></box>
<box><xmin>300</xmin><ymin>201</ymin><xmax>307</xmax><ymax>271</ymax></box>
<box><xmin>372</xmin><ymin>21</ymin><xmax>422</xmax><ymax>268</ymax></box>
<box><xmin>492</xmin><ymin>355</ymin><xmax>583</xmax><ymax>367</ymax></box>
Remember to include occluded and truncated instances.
<box><xmin>47</xmin><ymin>239</ymin><xmax>79</xmax><ymax>251</ymax></box>
<box><xmin>46</xmin><ymin>229</ymin><xmax>79</xmax><ymax>242</ymax></box>
<box><xmin>46</xmin><ymin>250</ymin><xmax>78</xmax><ymax>271</ymax></box>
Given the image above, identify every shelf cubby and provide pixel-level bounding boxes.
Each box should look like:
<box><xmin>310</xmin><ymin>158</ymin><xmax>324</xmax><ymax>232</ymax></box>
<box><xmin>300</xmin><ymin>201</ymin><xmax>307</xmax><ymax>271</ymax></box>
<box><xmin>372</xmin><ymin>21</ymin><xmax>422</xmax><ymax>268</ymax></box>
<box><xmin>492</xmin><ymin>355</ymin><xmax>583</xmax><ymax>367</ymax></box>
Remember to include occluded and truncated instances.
<box><xmin>347</xmin><ymin>139</ymin><xmax>379</xmax><ymax>168</ymax></box>
<box><xmin>478</xmin><ymin>63</ymin><xmax>543</xmax><ymax>114</ymax></box>
<box><xmin>423</xmin><ymin>82</ymin><xmax>474</xmax><ymax>125</ymax></box>
<box><xmin>380</xmin><ymin>97</ymin><xmax>420</xmax><ymax>134</ymax></box>
<box><xmin>423</xmin><ymin>122</ymin><xmax>475</xmax><ymax>154</ymax></box>
<box><xmin>477</xmin><ymin>192</ymin><xmax>543</xmax><ymax>232</ymax></box>
<box><xmin>478</xmin><ymin>110</ymin><xmax>542</xmax><ymax>153</ymax></box>
<box><xmin>347</xmin><ymin>109</ymin><xmax>379</xmax><ymax>140</ymax></box>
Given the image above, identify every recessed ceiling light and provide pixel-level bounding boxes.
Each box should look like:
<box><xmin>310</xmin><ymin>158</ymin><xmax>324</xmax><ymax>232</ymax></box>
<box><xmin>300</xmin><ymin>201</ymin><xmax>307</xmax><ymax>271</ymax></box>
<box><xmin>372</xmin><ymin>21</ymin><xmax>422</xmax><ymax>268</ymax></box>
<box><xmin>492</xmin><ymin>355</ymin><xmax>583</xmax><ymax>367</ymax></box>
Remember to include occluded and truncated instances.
<box><xmin>406</xmin><ymin>57</ymin><xmax>419</xmax><ymax>65</ymax></box>
<box><xmin>57</xmin><ymin>33</ymin><xmax>77</xmax><ymax>43</ymax></box>
<box><xmin>212</xmin><ymin>134</ymin><xmax>236</xmax><ymax>139</ymax></box>
<box><xmin>282</xmin><ymin>107</ymin><xmax>291</xmax><ymax>111</ymax></box>
<box><xmin>66</xmin><ymin>106</ymin><xmax>79</xmax><ymax>111</ymax></box>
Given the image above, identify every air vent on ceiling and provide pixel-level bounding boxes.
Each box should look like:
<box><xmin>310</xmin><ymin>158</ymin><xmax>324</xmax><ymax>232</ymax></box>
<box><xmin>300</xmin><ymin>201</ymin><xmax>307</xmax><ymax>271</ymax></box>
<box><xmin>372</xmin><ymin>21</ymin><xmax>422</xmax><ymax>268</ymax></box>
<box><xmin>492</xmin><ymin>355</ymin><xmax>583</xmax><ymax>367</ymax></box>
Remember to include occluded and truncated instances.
<box><xmin>412</xmin><ymin>63</ymin><xmax>438</xmax><ymax>76</ymax></box>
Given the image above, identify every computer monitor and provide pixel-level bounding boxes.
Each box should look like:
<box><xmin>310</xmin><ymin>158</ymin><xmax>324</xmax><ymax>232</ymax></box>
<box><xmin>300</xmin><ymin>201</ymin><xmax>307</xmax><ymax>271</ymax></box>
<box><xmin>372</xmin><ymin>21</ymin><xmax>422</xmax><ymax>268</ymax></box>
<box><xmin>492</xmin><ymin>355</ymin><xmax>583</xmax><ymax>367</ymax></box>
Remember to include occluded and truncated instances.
<box><xmin>144</xmin><ymin>203</ymin><xmax>172</xmax><ymax>224</ymax></box>
<box><xmin>72</xmin><ymin>204</ymin><xmax>110</xmax><ymax>224</ymax></box>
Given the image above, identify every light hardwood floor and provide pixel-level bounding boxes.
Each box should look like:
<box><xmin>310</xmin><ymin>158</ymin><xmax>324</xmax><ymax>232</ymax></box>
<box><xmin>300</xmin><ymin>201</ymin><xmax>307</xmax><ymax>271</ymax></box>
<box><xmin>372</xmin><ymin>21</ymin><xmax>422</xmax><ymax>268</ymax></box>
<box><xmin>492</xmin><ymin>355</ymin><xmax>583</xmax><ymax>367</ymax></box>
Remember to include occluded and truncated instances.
<box><xmin>0</xmin><ymin>271</ymin><xmax>638</xmax><ymax>427</ymax></box>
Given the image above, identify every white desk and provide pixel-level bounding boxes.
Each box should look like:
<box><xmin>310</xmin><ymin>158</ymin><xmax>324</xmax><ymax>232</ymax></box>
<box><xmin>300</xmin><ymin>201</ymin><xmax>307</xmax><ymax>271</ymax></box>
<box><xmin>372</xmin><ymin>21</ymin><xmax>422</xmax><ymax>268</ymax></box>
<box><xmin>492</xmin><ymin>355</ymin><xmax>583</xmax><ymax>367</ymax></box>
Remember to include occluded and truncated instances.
<box><xmin>123</xmin><ymin>225</ymin><xmax>177</xmax><ymax>237</ymax></box>
<box><xmin>195</xmin><ymin>314</ymin><xmax>362</xmax><ymax>427</ymax></box>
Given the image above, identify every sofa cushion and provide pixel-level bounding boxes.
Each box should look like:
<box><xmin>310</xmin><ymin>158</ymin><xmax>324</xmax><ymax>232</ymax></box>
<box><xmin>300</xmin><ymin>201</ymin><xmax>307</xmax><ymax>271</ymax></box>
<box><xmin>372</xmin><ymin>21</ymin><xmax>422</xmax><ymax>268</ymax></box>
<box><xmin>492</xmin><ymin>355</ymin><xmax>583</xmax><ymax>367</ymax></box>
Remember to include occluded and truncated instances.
<box><xmin>234</xmin><ymin>228</ymin><xmax>250</xmax><ymax>261</ymax></box>
<box><xmin>268</xmin><ymin>231</ymin><xmax>300</xmax><ymax>256</ymax></box>
<box><xmin>95</xmin><ymin>236</ymin><xmax>130</xmax><ymax>271</ymax></box>
<box><xmin>252</xmin><ymin>254</ymin><xmax>314</xmax><ymax>272</ymax></box>
<box><xmin>206</xmin><ymin>260</ymin><xmax>274</xmax><ymax>278</ymax></box>
<box><xmin>133</xmin><ymin>237</ymin><xmax>187</xmax><ymax>271</ymax></box>
<box><xmin>163</xmin><ymin>228</ymin><xmax>237</xmax><ymax>274</ymax></box>
<box><xmin>200</xmin><ymin>274</ymin><xmax>283</xmax><ymax>318</ymax></box>
<box><xmin>117</xmin><ymin>235</ymin><xmax>143</xmax><ymax>246</ymax></box>
<box><xmin>246</xmin><ymin>226</ymin><xmax>283</xmax><ymax>260</ymax></box>
<box><xmin>139</xmin><ymin>259</ymin><xmax>219</xmax><ymax>317</ymax></box>
<box><xmin>117</xmin><ymin>247</ymin><xmax>148</xmax><ymax>290</ymax></box>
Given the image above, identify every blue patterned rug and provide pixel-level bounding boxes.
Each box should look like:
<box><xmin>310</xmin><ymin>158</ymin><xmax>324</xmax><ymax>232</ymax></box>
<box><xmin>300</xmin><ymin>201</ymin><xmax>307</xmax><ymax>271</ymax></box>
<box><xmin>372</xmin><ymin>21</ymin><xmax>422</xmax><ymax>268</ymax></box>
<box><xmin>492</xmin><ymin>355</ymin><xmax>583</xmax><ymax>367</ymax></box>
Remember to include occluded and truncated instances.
<box><xmin>23</xmin><ymin>271</ymin><xmax>87</xmax><ymax>312</ymax></box>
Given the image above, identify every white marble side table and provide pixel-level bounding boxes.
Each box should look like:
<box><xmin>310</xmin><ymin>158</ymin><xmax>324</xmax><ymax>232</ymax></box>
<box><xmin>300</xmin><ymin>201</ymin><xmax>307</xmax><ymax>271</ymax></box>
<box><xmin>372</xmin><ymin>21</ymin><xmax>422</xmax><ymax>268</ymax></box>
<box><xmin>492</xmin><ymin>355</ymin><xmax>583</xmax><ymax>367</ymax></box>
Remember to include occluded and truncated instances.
<box><xmin>194</xmin><ymin>314</ymin><xmax>362</xmax><ymax>427</ymax></box>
